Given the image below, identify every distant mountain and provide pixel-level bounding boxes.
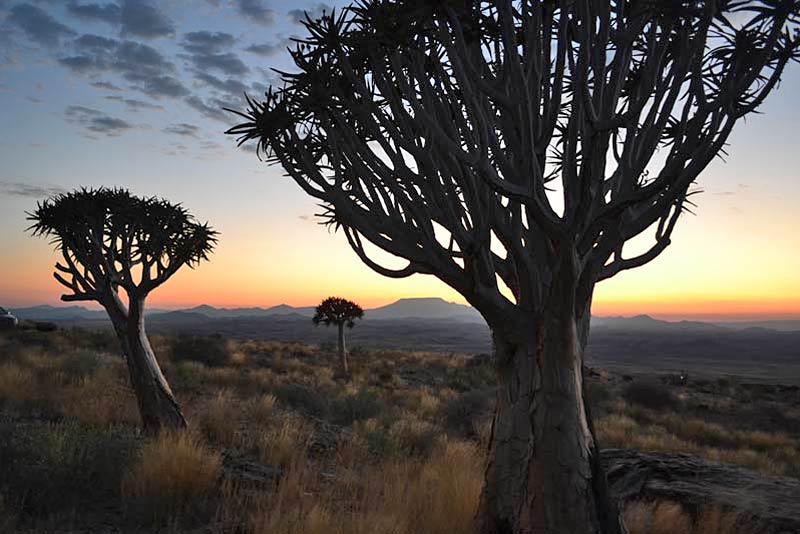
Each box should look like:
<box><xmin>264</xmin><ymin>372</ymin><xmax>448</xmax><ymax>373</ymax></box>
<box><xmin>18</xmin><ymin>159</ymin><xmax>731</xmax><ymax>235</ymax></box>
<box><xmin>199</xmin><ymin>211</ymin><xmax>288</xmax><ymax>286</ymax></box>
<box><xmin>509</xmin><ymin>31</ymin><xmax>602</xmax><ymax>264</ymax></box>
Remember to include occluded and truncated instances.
<box><xmin>11</xmin><ymin>305</ymin><xmax>170</xmax><ymax>322</ymax></box>
<box><xmin>591</xmin><ymin>314</ymin><xmax>723</xmax><ymax>333</ymax></box>
<box><xmin>9</xmin><ymin>302</ymin><xmax>799</xmax><ymax>334</ymax></box>
<box><xmin>265</xmin><ymin>304</ymin><xmax>316</xmax><ymax>317</ymax></box>
<box><xmin>714</xmin><ymin>320</ymin><xmax>800</xmax><ymax>332</ymax></box>
<box><xmin>366</xmin><ymin>297</ymin><xmax>483</xmax><ymax>322</ymax></box>
<box><xmin>11</xmin><ymin>305</ymin><xmax>107</xmax><ymax>321</ymax></box>
<box><xmin>183</xmin><ymin>304</ymin><xmax>316</xmax><ymax>318</ymax></box>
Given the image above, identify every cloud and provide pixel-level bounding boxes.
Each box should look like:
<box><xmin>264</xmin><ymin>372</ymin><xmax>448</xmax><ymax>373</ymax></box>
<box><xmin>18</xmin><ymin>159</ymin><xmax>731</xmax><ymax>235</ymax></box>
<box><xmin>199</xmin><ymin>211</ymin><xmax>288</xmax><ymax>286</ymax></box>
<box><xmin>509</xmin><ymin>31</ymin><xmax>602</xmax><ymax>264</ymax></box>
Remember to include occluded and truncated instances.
<box><xmin>66</xmin><ymin>2</ymin><xmax>121</xmax><ymax>24</ymax></box>
<box><xmin>104</xmin><ymin>95</ymin><xmax>164</xmax><ymax>111</ymax></box>
<box><xmin>59</xmin><ymin>37</ymin><xmax>189</xmax><ymax>98</ymax></box>
<box><xmin>8</xmin><ymin>4</ymin><xmax>76</xmax><ymax>48</ymax></box>
<box><xmin>245</xmin><ymin>37</ymin><xmax>291</xmax><ymax>57</ymax></box>
<box><xmin>288</xmin><ymin>3</ymin><xmax>332</xmax><ymax>24</ymax></box>
<box><xmin>120</xmin><ymin>0</ymin><xmax>174</xmax><ymax>38</ymax></box>
<box><xmin>185</xmin><ymin>95</ymin><xmax>229</xmax><ymax>123</ymax></box>
<box><xmin>181</xmin><ymin>31</ymin><xmax>235</xmax><ymax>55</ymax></box>
<box><xmin>91</xmin><ymin>80</ymin><xmax>122</xmax><ymax>91</ymax></box>
<box><xmin>236</xmin><ymin>0</ymin><xmax>275</xmax><ymax>25</ymax></box>
<box><xmin>188</xmin><ymin>52</ymin><xmax>249</xmax><ymax>76</ymax></box>
<box><xmin>64</xmin><ymin>105</ymin><xmax>134</xmax><ymax>136</ymax></box>
<box><xmin>164</xmin><ymin>123</ymin><xmax>199</xmax><ymax>137</ymax></box>
<box><xmin>194</xmin><ymin>72</ymin><xmax>249</xmax><ymax>97</ymax></box>
<box><xmin>0</xmin><ymin>181</ymin><xmax>68</xmax><ymax>198</ymax></box>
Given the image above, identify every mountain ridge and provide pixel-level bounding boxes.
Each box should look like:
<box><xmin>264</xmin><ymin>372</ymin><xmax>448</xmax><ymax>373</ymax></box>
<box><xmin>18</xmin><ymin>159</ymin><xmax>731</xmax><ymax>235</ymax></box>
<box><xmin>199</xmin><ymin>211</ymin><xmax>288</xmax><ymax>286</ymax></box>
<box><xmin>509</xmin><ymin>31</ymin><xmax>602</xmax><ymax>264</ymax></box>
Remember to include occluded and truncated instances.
<box><xmin>6</xmin><ymin>300</ymin><xmax>800</xmax><ymax>332</ymax></box>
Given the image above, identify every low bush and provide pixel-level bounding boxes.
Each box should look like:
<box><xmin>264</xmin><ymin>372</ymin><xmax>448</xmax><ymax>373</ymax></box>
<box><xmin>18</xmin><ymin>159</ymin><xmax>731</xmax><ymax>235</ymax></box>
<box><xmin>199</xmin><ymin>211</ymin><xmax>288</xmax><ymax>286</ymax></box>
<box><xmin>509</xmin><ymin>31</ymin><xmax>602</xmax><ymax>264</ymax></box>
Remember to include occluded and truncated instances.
<box><xmin>273</xmin><ymin>383</ymin><xmax>329</xmax><ymax>417</ymax></box>
<box><xmin>170</xmin><ymin>334</ymin><xmax>230</xmax><ymax>367</ymax></box>
<box><xmin>623</xmin><ymin>381</ymin><xmax>678</xmax><ymax>411</ymax></box>
<box><xmin>122</xmin><ymin>431</ymin><xmax>221</xmax><ymax>524</ymax></box>
<box><xmin>331</xmin><ymin>387</ymin><xmax>387</xmax><ymax>426</ymax></box>
<box><xmin>200</xmin><ymin>390</ymin><xmax>239</xmax><ymax>447</ymax></box>
<box><xmin>0</xmin><ymin>421</ymin><xmax>139</xmax><ymax>518</ymax></box>
<box><xmin>256</xmin><ymin>414</ymin><xmax>311</xmax><ymax>467</ymax></box>
<box><xmin>442</xmin><ymin>388</ymin><xmax>494</xmax><ymax>436</ymax></box>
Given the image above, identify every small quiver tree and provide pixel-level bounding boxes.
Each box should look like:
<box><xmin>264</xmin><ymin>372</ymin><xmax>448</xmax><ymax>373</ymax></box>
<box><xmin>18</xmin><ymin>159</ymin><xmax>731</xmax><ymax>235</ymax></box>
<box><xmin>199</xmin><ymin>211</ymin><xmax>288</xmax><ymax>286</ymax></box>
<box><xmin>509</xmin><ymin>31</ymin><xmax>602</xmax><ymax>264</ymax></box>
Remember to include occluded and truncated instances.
<box><xmin>228</xmin><ymin>2</ymin><xmax>799</xmax><ymax>532</ymax></box>
<box><xmin>312</xmin><ymin>296</ymin><xmax>364</xmax><ymax>374</ymax></box>
<box><xmin>29</xmin><ymin>188</ymin><xmax>217</xmax><ymax>433</ymax></box>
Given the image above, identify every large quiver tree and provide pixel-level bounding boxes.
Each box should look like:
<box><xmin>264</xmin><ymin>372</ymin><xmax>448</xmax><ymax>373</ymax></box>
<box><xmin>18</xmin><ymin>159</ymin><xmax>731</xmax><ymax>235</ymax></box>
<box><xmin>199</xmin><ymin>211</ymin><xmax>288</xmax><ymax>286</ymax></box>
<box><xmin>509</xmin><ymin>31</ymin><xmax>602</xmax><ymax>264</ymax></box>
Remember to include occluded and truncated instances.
<box><xmin>228</xmin><ymin>1</ymin><xmax>799</xmax><ymax>532</ymax></box>
<box><xmin>29</xmin><ymin>188</ymin><xmax>217</xmax><ymax>433</ymax></box>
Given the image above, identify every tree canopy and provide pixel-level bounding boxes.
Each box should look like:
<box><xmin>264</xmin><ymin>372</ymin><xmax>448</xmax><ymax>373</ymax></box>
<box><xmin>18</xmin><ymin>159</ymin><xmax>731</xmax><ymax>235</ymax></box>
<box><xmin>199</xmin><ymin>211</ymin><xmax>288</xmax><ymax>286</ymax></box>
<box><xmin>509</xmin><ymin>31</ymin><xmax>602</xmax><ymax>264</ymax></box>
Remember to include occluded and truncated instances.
<box><xmin>313</xmin><ymin>297</ymin><xmax>365</xmax><ymax>328</ymax></box>
<box><xmin>29</xmin><ymin>188</ymin><xmax>217</xmax><ymax>303</ymax></box>
<box><xmin>228</xmin><ymin>0</ymin><xmax>800</xmax><ymax>319</ymax></box>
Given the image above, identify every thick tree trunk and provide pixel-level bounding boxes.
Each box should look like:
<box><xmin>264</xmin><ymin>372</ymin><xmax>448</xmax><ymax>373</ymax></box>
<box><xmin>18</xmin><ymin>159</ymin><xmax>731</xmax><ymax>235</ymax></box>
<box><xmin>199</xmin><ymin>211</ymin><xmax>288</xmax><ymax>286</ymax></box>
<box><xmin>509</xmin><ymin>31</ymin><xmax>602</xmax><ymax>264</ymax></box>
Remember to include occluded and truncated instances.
<box><xmin>106</xmin><ymin>296</ymin><xmax>187</xmax><ymax>433</ymax></box>
<box><xmin>337</xmin><ymin>322</ymin><xmax>348</xmax><ymax>374</ymax></box>
<box><xmin>476</xmin><ymin>265</ymin><xmax>623</xmax><ymax>533</ymax></box>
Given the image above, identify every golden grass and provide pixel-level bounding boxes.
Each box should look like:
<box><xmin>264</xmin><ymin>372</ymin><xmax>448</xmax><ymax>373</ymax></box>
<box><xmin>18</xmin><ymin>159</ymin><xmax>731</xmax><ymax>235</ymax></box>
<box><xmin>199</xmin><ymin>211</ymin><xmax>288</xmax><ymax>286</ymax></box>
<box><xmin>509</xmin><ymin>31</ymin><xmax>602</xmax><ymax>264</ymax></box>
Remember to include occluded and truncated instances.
<box><xmin>596</xmin><ymin>411</ymin><xmax>800</xmax><ymax>476</ymax></box>
<box><xmin>623</xmin><ymin>501</ymin><xmax>761</xmax><ymax>534</ymax></box>
<box><xmin>0</xmin><ymin>363</ymin><xmax>37</xmax><ymax>404</ymax></box>
<box><xmin>249</xmin><ymin>393</ymin><xmax>278</xmax><ymax>425</ymax></box>
<box><xmin>60</xmin><ymin>368</ymin><xmax>140</xmax><ymax>426</ymax></box>
<box><xmin>200</xmin><ymin>389</ymin><xmax>240</xmax><ymax>447</ymax></box>
<box><xmin>2</xmin><ymin>331</ymin><xmax>797</xmax><ymax>534</ymax></box>
<box><xmin>257</xmin><ymin>413</ymin><xmax>312</xmax><ymax>468</ymax></box>
<box><xmin>247</xmin><ymin>438</ymin><xmax>482</xmax><ymax>534</ymax></box>
<box><xmin>122</xmin><ymin>431</ymin><xmax>221</xmax><ymax>523</ymax></box>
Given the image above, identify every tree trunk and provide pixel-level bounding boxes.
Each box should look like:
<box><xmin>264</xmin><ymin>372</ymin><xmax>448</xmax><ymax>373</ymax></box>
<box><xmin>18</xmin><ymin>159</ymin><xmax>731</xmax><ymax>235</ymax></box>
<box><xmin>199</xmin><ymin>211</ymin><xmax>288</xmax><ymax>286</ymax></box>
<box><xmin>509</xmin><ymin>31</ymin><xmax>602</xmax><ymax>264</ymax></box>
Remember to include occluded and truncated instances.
<box><xmin>476</xmin><ymin>266</ymin><xmax>622</xmax><ymax>533</ymax></box>
<box><xmin>106</xmin><ymin>296</ymin><xmax>187</xmax><ymax>433</ymax></box>
<box><xmin>337</xmin><ymin>322</ymin><xmax>348</xmax><ymax>374</ymax></box>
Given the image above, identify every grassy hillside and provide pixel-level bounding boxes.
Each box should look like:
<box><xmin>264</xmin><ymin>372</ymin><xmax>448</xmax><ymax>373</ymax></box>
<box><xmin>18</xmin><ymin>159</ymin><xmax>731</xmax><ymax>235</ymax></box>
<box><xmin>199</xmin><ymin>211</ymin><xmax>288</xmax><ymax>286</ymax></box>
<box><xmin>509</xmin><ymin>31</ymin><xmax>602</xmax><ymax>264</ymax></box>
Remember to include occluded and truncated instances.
<box><xmin>1</xmin><ymin>327</ymin><xmax>798</xmax><ymax>533</ymax></box>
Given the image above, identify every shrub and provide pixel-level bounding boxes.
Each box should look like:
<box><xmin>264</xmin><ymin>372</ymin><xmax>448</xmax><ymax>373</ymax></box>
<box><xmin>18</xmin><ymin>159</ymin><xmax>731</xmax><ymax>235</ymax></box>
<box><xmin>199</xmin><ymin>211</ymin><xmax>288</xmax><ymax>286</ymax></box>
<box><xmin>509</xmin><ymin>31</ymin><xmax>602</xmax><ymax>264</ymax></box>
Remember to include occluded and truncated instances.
<box><xmin>273</xmin><ymin>383</ymin><xmax>328</xmax><ymax>417</ymax></box>
<box><xmin>389</xmin><ymin>416</ymin><xmax>438</xmax><ymax>457</ymax></box>
<box><xmin>122</xmin><ymin>431</ymin><xmax>221</xmax><ymax>524</ymax></box>
<box><xmin>442</xmin><ymin>388</ymin><xmax>494</xmax><ymax>436</ymax></box>
<box><xmin>623</xmin><ymin>381</ymin><xmax>677</xmax><ymax>411</ymax></box>
<box><xmin>256</xmin><ymin>414</ymin><xmax>311</xmax><ymax>467</ymax></box>
<box><xmin>200</xmin><ymin>390</ymin><xmax>239</xmax><ymax>447</ymax></box>
<box><xmin>249</xmin><ymin>393</ymin><xmax>277</xmax><ymax>426</ymax></box>
<box><xmin>0</xmin><ymin>421</ymin><xmax>139</xmax><ymax>517</ymax></box>
<box><xmin>445</xmin><ymin>361</ymin><xmax>495</xmax><ymax>391</ymax></box>
<box><xmin>331</xmin><ymin>387</ymin><xmax>386</xmax><ymax>426</ymax></box>
<box><xmin>58</xmin><ymin>350</ymin><xmax>101</xmax><ymax>382</ymax></box>
<box><xmin>170</xmin><ymin>334</ymin><xmax>230</xmax><ymax>367</ymax></box>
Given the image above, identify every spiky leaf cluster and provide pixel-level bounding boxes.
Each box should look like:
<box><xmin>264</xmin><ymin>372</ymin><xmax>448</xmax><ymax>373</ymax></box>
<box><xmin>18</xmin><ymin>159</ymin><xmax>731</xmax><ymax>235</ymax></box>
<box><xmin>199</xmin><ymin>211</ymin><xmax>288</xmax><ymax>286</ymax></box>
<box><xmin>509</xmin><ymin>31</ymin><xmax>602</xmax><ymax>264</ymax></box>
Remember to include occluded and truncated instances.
<box><xmin>312</xmin><ymin>296</ymin><xmax>365</xmax><ymax>328</ymax></box>
<box><xmin>29</xmin><ymin>188</ymin><xmax>218</xmax><ymax>303</ymax></box>
<box><xmin>228</xmin><ymin>0</ymin><xmax>799</xmax><ymax>317</ymax></box>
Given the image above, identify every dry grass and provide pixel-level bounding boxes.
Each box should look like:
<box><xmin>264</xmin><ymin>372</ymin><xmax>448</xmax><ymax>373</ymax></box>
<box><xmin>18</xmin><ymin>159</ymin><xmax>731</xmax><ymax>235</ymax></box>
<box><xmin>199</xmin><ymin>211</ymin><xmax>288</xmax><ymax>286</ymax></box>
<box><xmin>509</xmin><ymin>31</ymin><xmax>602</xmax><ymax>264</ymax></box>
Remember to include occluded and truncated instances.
<box><xmin>247</xmin><ymin>438</ymin><xmax>482</xmax><ymax>534</ymax></box>
<box><xmin>623</xmin><ymin>501</ymin><xmax>761</xmax><ymax>534</ymax></box>
<box><xmin>249</xmin><ymin>393</ymin><xmax>278</xmax><ymax>425</ymax></box>
<box><xmin>596</xmin><ymin>410</ymin><xmax>800</xmax><ymax>476</ymax></box>
<box><xmin>200</xmin><ymin>389</ymin><xmax>240</xmax><ymax>447</ymax></box>
<box><xmin>256</xmin><ymin>413</ymin><xmax>312</xmax><ymax>467</ymax></box>
<box><xmin>0</xmin><ymin>363</ymin><xmax>37</xmax><ymax>404</ymax></box>
<box><xmin>1</xmin><ymin>329</ymin><xmax>797</xmax><ymax>533</ymax></box>
<box><xmin>122</xmin><ymin>430</ymin><xmax>221</xmax><ymax>523</ymax></box>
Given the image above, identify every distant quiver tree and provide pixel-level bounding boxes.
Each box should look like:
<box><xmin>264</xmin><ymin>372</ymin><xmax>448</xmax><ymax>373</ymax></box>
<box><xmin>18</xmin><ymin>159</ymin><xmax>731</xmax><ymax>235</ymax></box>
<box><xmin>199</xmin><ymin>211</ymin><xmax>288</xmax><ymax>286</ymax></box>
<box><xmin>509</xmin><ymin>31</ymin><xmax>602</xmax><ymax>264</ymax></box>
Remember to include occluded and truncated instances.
<box><xmin>312</xmin><ymin>296</ymin><xmax>364</xmax><ymax>374</ymax></box>
<box><xmin>227</xmin><ymin>1</ymin><xmax>800</xmax><ymax>532</ymax></box>
<box><xmin>29</xmin><ymin>188</ymin><xmax>218</xmax><ymax>433</ymax></box>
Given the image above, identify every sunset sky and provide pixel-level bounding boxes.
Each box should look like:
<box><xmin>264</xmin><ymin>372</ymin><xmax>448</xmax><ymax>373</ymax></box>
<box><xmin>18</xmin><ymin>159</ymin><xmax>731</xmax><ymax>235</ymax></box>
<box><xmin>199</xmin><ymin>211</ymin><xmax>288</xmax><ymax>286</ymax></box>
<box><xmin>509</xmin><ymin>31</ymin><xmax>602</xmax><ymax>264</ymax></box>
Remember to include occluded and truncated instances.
<box><xmin>1</xmin><ymin>1</ymin><xmax>798</xmax><ymax>321</ymax></box>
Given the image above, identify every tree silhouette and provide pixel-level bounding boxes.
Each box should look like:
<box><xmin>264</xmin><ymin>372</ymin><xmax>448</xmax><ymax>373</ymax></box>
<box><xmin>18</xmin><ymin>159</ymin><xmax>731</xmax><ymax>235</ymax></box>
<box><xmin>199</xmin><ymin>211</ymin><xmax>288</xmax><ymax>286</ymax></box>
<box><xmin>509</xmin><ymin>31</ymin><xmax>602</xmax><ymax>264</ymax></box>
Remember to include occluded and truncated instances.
<box><xmin>29</xmin><ymin>188</ymin><xmax>217</xmax><ymax>433</ymax></box>
<box><xmin>312</xmin><ymin>296</ymin><xmax>364</xmax><ymax>374</ymax></box>
<box><xmin>227</xmin><ymin>2</ymin><xmax>799</xmax><ymax>532</ymax></box>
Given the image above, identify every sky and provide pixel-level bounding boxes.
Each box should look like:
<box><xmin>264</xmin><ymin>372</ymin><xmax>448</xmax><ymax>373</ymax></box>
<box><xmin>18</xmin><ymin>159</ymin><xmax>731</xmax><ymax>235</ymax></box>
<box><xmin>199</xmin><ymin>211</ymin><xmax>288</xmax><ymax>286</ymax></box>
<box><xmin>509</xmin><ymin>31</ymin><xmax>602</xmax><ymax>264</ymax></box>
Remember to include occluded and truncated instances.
<box><xmin>0</xmin><ymin>0</ymin><xmax>798</xmax><ymax>321</ymax></box>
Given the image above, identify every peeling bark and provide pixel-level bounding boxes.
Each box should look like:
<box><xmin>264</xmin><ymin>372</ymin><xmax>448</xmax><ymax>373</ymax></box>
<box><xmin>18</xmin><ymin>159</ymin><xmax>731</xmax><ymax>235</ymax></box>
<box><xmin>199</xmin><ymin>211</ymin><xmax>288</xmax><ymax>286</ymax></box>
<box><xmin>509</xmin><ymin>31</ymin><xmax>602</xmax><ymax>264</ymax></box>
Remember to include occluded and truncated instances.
<box><xmin>477</xmin><ymin>257</ymin><xmax>623</xmax><ymax>534</ymax></box>
<box><xmin>105</xmin><ymin>295</ymin><xmax>186</xmax><ymax>433</ymax></box>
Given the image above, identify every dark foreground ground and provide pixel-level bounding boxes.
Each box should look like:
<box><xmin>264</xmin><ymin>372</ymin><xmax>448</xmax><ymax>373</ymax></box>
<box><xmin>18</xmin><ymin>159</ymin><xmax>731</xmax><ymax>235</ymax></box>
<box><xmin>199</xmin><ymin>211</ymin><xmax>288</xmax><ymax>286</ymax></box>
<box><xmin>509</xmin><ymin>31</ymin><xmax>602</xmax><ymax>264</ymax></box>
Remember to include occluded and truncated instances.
<box><xmin>0</xmin><ymin>325</ymin><xmax>798</xmax><ymax>533</ymax></box>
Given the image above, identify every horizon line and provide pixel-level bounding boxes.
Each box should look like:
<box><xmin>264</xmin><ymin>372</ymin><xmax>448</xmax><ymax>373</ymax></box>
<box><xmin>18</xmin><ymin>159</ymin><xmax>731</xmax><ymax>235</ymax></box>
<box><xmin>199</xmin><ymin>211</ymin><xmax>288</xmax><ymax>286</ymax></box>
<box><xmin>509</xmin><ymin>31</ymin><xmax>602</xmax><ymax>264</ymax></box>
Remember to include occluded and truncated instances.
<box><xmin>6</xmin><ymin>299</ymin><xmax>800</xmax><ymax>323</ymax></box>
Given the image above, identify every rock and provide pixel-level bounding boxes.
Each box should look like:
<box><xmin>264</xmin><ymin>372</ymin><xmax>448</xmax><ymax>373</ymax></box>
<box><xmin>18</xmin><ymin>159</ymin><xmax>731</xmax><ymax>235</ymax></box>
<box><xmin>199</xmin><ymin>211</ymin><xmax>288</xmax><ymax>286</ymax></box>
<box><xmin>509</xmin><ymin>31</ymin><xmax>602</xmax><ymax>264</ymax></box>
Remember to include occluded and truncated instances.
<box><xmin>221</xmin><ymin>452</ymin><xmax>282</xmax><ymax>485</ymax></box>
<box><xmin>602</xmin><ymin>449</ymin><xmax>800</xmax><ymax>533</ymax></box>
